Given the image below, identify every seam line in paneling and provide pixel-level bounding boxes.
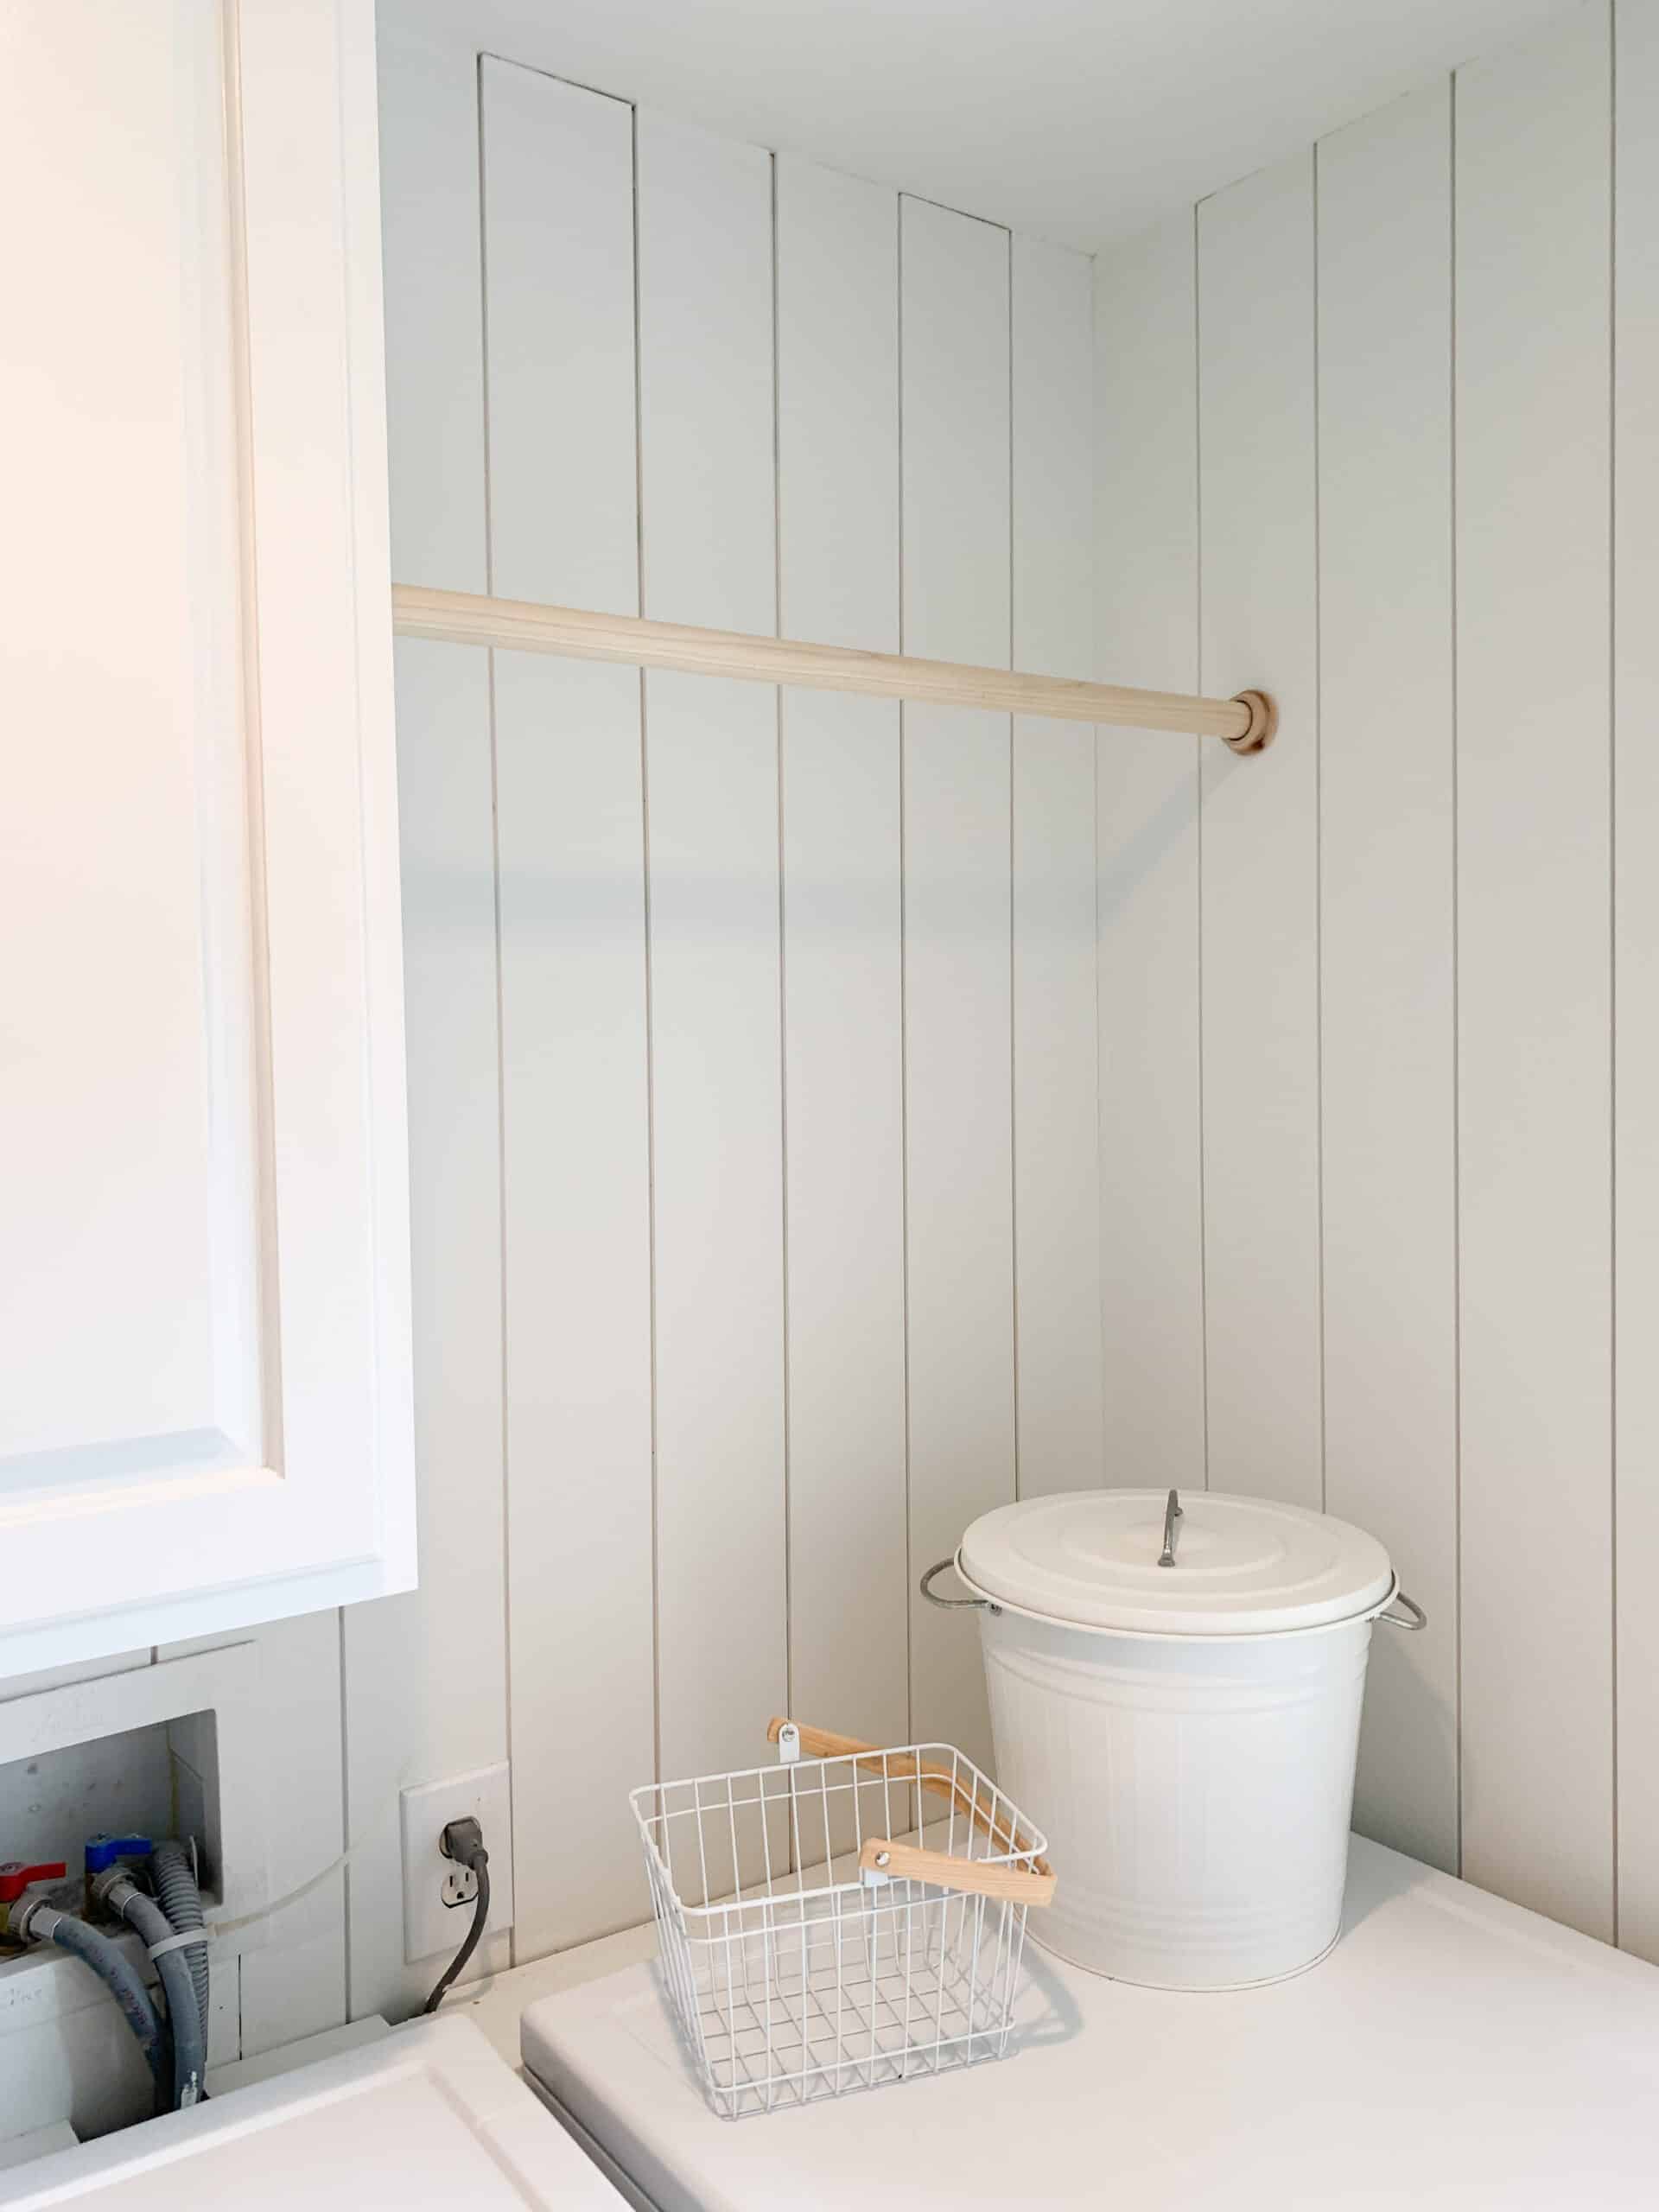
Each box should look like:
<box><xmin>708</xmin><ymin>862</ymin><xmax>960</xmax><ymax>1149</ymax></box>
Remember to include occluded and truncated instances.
<box><xmin>1088</xmin><ymin>232</ymin><xmax>1106</xmax><ymax>1485</ymax></box>
<box><xmin>1007</xmin><ymin>227</ymin><xmax>1021</xmax><ymax>1501</ymax></box>
<box><xmin>1192</xmin><ymin>200</ymin><xmax>1211</xmax><ymax>1491</ymax></box>
<box><xmin>1448</xmin><ymin>63</ymin><xmax>1465</xmax><ymax>1881</ymax></box>
<box><xmin>899</xmin><ymin>188</ymin><xmax>1007</xmax><ymax>231</ymax></box>
<box><xmin>476</xmin><ymin>48</ymin><xmax>634</xmax><ymax>111</ymax></box>
<box><xmin>1607</xmin><ymin>0</ymin><xmax>1620</xmax><ymax>1948</ymax></box>
<box><xmin>476</xmin><ymin>50</ymin><xmax>518</xmax><ymax>1960</ymax></box>
<box><xmin>897</xmin><ymin>196</ymin><xmax>913</xmax><ymax>1744</ymax></box>
<box><xmin>629</xmin><ymin>101</ymin><xmax>645</xmax><ymax>625</ymax></box>
<box><xmin>337</xmin><ymin>1608</ymin><xmax>353</xmax><ymax>2018</ymax></box>
<box><xmin>631</xmin><ymin>103</ymin><xmax>663</xmax><ymax>1789</ymax></box>
<box><xmin>1092</xmin><ymin>703</ymin><xmax>1103</xmax><ymax>1478</ymax></box>
<box><xmin>1313</xmin><ymin>142</ymin><xmax>1328</xmax><ymax>1519</ymax></box>
<box><xmin>476</xmin><ymin>53</ymin><xmax>496</xmax><ymax>613</ymax></box>
<box><xmin>771</xmin><ymin>154</ymin><xmax>784</xmax><ymax>645</ymax></box>
<box><xmin>771</xmin><ymin>149</ymin><xmax>794</xmax><ymax>1726</ymax></box>
<box><xmin>1090</xmin><ymin>250</ymin><xmax>1106</xmax><ymax>1473</ymax></box>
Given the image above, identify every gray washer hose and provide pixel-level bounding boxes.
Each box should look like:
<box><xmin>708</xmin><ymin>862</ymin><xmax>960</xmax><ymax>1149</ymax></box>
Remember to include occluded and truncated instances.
<box><xmin>97</xmin><ymin>1872</ymin><xmax>207</xmax><ymax>2110</ymax></box>
<box><xmin>150</xmin><ymin>1840</ymin><xmax>209</xmax><ymax>2048</ymax></box>
<box><xmin>20</xmin><ymin>1903</ymin><xmax>168</xmax><ymax>2107</ymax></box>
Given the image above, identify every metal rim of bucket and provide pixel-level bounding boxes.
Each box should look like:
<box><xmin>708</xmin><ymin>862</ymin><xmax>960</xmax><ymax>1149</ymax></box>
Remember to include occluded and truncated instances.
<box><xmin>920</xmin><ymin>1551</ymin><xmax>1427</xmax><ymax>1645</ymax></box>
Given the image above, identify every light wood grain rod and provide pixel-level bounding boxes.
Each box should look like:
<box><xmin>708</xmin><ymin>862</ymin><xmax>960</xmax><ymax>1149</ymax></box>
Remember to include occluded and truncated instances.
<box><xmin>392</xmin><ymin>583</ymin><xmax>1276</xmax><ymax>752</ymax></box>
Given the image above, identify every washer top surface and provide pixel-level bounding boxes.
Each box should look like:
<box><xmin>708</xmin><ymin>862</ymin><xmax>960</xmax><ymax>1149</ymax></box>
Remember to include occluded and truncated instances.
<box><xmin>0</xmin><ymin>2015</ymin><xmax>625</xmax><ymax>2209</ymax></box>
<box><xmin>521</xmin><ymin>1840</ymin><xmax>1659</xmax><ymax>2210</ymax></box>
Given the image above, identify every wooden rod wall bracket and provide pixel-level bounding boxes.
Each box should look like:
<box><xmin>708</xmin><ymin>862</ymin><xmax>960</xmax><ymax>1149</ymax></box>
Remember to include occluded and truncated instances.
<box><xmin>1224</xmin><ymin>690</ymin><xmax>1278</xmax><ymax>754</ymax></box>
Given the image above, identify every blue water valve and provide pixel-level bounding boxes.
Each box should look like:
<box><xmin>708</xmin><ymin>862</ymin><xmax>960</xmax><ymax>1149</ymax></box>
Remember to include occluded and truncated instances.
<box><xmin>84</xmin><ymin>1834</ymin><xmax>154</xmax><ymax>1876</ymax></box>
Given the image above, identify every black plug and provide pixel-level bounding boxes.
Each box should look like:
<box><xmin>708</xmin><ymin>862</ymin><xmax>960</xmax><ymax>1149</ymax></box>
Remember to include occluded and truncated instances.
<box><xmin>423</xmin><ymin>1816</ymin><xmax>492</xmax><ymax>2016</ymax></box>
<box><xmin>440</xmin><ymin>1816</ymin><xmax>486</xmax><ymax>1870</ymax></box>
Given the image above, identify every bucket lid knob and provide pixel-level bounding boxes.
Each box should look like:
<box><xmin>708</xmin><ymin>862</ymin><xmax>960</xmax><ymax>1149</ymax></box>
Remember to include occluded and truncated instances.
<box><xmin>1157</xmin><ymin>1489</ymin><xmax>1183</xmax><ymax>1567</ymax></box>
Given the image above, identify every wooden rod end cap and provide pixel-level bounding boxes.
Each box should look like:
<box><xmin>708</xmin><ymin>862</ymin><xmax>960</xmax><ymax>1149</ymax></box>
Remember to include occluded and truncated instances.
<box><xmin>1224</xmin><ymin>690</ymin><xmax>1276</xmax><ymax>753</ymax></box>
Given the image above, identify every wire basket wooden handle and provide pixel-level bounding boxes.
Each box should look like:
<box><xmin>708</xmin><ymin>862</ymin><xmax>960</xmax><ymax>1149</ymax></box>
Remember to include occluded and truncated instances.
<box><xmin>857</xmin><ymin>1837</ymin><xmax>1056</xmax><ymax>1905</ymax></box>
<box><xmin>766</xmin><ymin>1716</ymin><xmax>1055</xmax><ymax>1883</ymax></box>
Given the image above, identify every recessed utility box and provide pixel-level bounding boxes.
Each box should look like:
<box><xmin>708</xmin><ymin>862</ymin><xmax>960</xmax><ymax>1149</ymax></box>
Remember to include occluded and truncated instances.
<box><xmin>0</xmin><ymin>1645</ymin><xmax>272</xmax><ymax>2140</ymax></box>
<box><xmin>0</xmin><ymin>1708</ymin><xmax>220</xmax><ymax>1908</ymax></box>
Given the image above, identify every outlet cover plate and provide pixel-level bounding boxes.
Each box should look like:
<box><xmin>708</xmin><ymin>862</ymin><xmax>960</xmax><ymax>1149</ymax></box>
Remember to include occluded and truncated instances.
<box><xmin>398</xmin><ymin>1763</ymin><xmax>514</xmax><ymax>1965</ymax></box>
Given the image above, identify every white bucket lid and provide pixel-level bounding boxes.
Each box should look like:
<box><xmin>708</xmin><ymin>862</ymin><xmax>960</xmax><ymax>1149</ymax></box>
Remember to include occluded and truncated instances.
<box><xmin>957</xmin><ymin>1488</ymin><xmax>1394</xmax><ymax>1636</ymax></box>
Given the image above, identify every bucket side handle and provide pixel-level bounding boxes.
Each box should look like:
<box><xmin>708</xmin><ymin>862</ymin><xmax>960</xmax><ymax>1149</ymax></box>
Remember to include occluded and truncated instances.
<box><xmin>919</xmin><ymin>1555</ymin><xmax>1000</xmax><ymax>1612</ymax></box>
<box><xmin>1376</xmin><ymin>1589</ymin><xmax>1427</xmax><ymax>1631</ymax></box>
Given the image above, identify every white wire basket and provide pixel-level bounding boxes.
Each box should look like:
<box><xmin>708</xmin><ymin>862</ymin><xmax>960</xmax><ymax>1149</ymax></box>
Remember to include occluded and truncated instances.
<box><xmin>631</xmin><ymin>1717</ymin><xmax>1054</xmax><ymax>2120</ymax></box>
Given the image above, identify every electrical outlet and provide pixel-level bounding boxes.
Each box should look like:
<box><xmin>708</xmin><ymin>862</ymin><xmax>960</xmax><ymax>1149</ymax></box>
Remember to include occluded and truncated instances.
<box><xmin>441</xmin><ymin>1860</ymin><xmax>478</xmax><ymax>1911</ymax></box>
<box><xmin>398</xmin><ymin>1764</ymin><xmax>513</xmax><ymax>1966</ymax></box>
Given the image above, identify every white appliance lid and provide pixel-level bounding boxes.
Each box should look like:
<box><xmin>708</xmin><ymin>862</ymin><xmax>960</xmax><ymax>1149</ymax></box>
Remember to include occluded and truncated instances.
<box><xmin>957</xmin><ymin>1487</ymin><xmax>1394</xmax><ymax>1634</ymax></box>
<box><xmin>519</xmin><ymin>1840</ymin><xmax>1659</xmax><ymax>2211</ymax></box>
<box><xmin>0</xmin><ymin>2017</ymin><xmax>626</xmax><ymax>2210</ymax></box>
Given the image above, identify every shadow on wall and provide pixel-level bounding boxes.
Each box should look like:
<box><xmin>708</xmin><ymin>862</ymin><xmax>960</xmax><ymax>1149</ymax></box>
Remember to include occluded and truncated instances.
<box><xmin>1353</xmin><ymin>1633</ymin><xmax>1457</xmax><ymax>1876</ymax></box>
<box><xmin>1096</xmin><ymin>744</ymin><xmax>1243</xmax><ymax>928</ymax></box>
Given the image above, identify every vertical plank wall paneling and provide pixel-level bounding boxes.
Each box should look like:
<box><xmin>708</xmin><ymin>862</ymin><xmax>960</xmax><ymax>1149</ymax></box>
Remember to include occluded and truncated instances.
<box><xmin>482</xmin><ymin>59</ymin><xmax>655</xmax><ymax>1955</ymax></box>
<box><xmin>347</xmin><ymin>16</ymin><xmax>511</xmax><ymax>2019</ymax></box>
<box><xmin>1096</xmin><ymin>0</ymin><xmax>1642</xmax><ymax>1953</ymax></box>
<box><xmin>1197</xmin><ymin>155</ymin><xmax>1322</xmax><ymax>1509</ymax></box>
<box><xmin>1092</xmin><ymin>216</ymin><xmax>1205</xmax><ymax>1491</ymax></box>
<box><xmin>231</xmin><ymin>1616</ymin><xmax>346</xmax><ymax>2053</ymax></box>
<box><xmin>636</xmin><ymin>113</ymin><xmax>788</xmax><ymax>1809</ymax></box>
<box><xmin>1454</xmin><ymin>3</ymin><xmax>1612</xmax><ymax>1939</ymax></box>
<box><xmin>377</xmin><ymin>25</ymin><xmax>488</xmax><ymax>601</ymax></box>
<box><xmin>353</xmin><ymin>34</ymin><xmax>1105</xmax><ymax>1974</ymax></box>
<box><xmin>1011</xmin><ymin>236</ymin><xmax>1102</xmax><ymax>1499</ymax></box>
<box><xmin>1615</xmin><ymin>0</ymin><xmax>1659</xmax><ymax>1965</ymax></box>
<box><xmin>775</xmin><ymin>156</ymin><xmax>908</xmax><ymax>1750</ymax></box>
<box><xmin>1316</xmin><ymin>85</ymin><xmax>1458</xmax><ymax>1872</ymax></box>
<box><xmin>900</xmin><ymin>197</ymin><xmax>1014</xmax><ymax>1767</ymax></box>
<box><xmin>158</xmin><ymin>1599</ymin><xmax>351</xmax><ymax>2046</ymax></box>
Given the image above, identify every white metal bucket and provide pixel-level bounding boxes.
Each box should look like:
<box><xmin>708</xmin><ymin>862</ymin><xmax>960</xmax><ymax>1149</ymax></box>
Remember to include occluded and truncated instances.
<box><xmin>978</xmin><ymin>1601</ymin><xmax>1372</xmax><ymax>1988</ymax></box>
<box><xmin>925</xmin><ymin>1491</ymin><xmax>1425</xmax><ymax>1992</ymax></box>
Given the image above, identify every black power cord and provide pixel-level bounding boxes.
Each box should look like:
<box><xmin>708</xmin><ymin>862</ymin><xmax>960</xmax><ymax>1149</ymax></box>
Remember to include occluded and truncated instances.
<box><xmin>422</xmin><ymin>1816</ymin><xmax>491</xmax><ymax>2015</ymax></box>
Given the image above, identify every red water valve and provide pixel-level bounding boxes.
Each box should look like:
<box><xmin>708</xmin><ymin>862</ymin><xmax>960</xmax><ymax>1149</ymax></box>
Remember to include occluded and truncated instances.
<box><xmin>0</xmin><ymin>1861</ymin><xmax>67</xmax><ymax>1904</ymax></box>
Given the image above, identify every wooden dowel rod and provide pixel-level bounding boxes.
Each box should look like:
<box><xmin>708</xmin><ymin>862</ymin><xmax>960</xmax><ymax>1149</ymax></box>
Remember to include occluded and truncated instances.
<box><xmin>391</xmin><ymin>583</ymin><xmax>1275</xmax><ymax>752</ymax></box>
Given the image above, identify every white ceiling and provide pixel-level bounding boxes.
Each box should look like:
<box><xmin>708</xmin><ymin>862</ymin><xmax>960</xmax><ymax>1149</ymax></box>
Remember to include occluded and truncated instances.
<box><xmin>404</xmin><ymin>0</ymin><xmax>1573</xmax><ymax>250</ymax></box>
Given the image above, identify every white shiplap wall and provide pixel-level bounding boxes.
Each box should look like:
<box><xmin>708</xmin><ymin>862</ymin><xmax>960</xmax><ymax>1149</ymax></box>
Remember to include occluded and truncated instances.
<box><xmin>1315</xmin><ymin>76</ymin><xmax>1459</xmax><ymax>1878</ymax></box>
<box><xmin>899</xmin><ymin>200</ymin><xmax>1016</xmax><ymax>1777</ymax></box>
<box><xmin>373</xmin><ymin>23</ymin><xmax>1097</xmax><ymax>1989</ymax></box>
<box><xmin>775</xmin><ymin>153</ymin><xmax>907</xmax><ymax>1757</ymax></box>
<box><xmin>1096</xmin><ymin>0</ymin><xmax>1658</xmax><ymax>1954</ymax></box>
<box><xmin>1455</xmin><ymin>7</ymin><xmax>1613</xmax><ymax>1936</ymax></box>
<box><xmin>483</xmin><ymin>58</ymin><xmax>654</xmax><ymax>1959</ymax></box>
